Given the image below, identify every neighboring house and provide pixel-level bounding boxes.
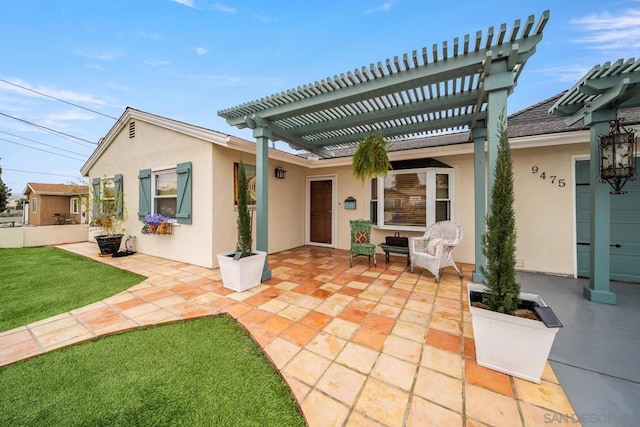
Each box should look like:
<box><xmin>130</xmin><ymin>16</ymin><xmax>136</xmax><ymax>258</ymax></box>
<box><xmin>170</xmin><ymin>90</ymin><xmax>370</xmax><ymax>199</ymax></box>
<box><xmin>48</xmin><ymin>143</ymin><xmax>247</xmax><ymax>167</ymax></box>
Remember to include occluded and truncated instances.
<box><xmin>22</xmin><ymin>183</ymin><xmax>88</xmax><ymax>226</ymax></box>
<box><xmin>80</xmin><ymin>99</ymin><xmax>640</xmax><ymax>284</ymax></box>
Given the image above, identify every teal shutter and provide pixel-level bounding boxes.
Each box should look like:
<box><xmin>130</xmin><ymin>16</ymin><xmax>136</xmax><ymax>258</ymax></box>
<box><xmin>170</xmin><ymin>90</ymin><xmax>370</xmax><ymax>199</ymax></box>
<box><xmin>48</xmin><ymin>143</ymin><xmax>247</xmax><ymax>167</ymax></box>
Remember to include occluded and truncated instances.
<box><xmin>138</xmin><ymin>169</ymin><xmax>151</xmax><ymax>221</ymax></box>
<box><xmin>92</xmin><ymin>177</ymin><xmax>101</xmax><ymax>217</ymax></box>
<box><xmin>176</xmin><ymin>162</ymin><xmax>192</xmax><ymax>224</ymax></box>
<box><xmin>114</xmin><ymin>174</ymin><xmax>123</xmax><ymax>218</ymax></box>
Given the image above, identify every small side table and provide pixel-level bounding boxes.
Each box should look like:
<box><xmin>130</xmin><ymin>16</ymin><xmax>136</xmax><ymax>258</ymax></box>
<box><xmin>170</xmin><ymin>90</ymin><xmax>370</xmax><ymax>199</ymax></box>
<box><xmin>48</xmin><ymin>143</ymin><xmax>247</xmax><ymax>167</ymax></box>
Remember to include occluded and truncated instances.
<box><xmin>378</xmin><ymin>244</ymin><xmax>410</xmax><ymax>266</ymax></box>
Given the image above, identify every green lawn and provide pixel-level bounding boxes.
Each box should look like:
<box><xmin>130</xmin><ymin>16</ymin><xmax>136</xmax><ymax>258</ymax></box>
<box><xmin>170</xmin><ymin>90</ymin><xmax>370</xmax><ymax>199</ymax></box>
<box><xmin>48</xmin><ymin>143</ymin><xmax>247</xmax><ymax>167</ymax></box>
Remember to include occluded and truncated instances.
<box><xmin>0</xmin><ymin>247</ymin><xmax>145</xmax><ymax>332</ymax></box>
<box><xmin>0</xmin><ymin>316</ymin><xmax>305</xmax><ymax>426</ymax></box>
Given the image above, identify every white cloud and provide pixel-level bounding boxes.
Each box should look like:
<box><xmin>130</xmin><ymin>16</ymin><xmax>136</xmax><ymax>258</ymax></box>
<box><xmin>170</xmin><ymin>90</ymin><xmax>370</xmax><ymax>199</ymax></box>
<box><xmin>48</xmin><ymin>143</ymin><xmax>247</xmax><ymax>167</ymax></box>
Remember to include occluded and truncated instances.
<box><xmin>196</xmin><ymin>47</ymin><xmax>207</xmax><ymax>55</ymax></box>
<box><xmin>170</xmin><ymin>0</ymin><xmax>195</xmax><ymax>7</ymax></box>
<box><xmin>570</xmin><ymin>9</ymin><xmax>640</xmax><ymax>50</ymax></box>
<box><xmin>41</xmin><ymin>110</ymin><xmax>96</xmax><ymax>123</ymax></box>
<box><xmin>135</xmin><ymin>31</ymin><xmax>161</xmax><ymax>41</ymax></box>
<box><xmin>213</xmin><ymin>3</ymin><xmax>236</xmax><ymax>13</ymax></box>
<box><xmin>143</xmin><ymin>59</ymin><xmax>171</xmax><ymax>68</ymax></box>
<box><xmin>71</xmin><ymin>50</ymin><xmax>124</xmax><ymax>61</ymax></box>
<box><xmin>533</xmin><ymin>65</ymin><xmax>594</xmax><ymax>84</ymax></box>
<box><xmin>365</xmin><ymin>1</ymin><xmax>396</xmax><ymax>14</ymax></box>
<box><xmin>253</xmin><ymin>14</ymin><xmax>271</xmax><ymax>23</ymax></box>
<box><xmin>0</xmin><ymin>78</ymin><xmax>106</xmax><ymax>106</ymax></box>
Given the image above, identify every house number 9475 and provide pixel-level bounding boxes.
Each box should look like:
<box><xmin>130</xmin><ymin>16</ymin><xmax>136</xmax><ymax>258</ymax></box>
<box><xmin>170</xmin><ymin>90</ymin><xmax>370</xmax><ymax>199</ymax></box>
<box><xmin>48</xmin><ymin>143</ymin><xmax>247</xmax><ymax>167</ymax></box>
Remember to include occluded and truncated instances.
<box><xmin>531</xmin><ymin>166</ymin><xmax>566</xmax><ymax>187</ymax></box>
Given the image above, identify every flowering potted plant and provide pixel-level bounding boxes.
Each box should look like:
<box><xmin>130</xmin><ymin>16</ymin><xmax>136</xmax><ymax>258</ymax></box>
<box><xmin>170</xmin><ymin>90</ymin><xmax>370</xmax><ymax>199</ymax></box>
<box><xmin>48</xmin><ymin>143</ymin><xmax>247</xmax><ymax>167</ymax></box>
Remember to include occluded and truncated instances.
<box><xmin>143</xmin><ymin>213</ymin><xmax>171</xmax><ymax>234</ymax></box>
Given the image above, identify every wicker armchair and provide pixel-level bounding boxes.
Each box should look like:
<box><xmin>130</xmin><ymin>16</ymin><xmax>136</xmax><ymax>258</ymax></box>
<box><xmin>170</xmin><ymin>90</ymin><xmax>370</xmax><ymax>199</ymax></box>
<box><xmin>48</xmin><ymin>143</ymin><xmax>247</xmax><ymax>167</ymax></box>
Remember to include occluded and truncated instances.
<box><xmin>409</xmin><ymin>221</ymin><xmax>463</xmax><ymax>282</ymax></box>
<box><xmin>350</xmin><ymin>219</ymin><xmax>377</xmax><ymax>267</ymax></box>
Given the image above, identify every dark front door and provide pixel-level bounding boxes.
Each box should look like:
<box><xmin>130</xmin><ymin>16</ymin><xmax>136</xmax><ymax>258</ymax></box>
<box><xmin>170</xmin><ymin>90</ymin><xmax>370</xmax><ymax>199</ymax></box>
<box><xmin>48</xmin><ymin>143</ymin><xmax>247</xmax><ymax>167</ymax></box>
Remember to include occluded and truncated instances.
<box><xmin>310</xmin><ymin>180</ymin><xmax>332</xmax><ymax>244</ymax></box>
<box><xmin>576</xmin><ymin>160</ymin><xmax>640</xmax><ymax>283</ymax></box>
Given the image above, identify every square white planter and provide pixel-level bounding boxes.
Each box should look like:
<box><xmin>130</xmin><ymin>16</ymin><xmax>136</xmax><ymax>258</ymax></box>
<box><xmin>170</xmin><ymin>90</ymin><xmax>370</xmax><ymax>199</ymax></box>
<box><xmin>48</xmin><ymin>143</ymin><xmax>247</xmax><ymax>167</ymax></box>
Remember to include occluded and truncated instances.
<box><xmin>468</xmin><ymin>283</ymin><xmax>560</xmax><ymax>383</ymax></box>
<box><xmin>217</xmin><ymin>250</ymin><xmax>267</xmax><ymax>292</ymax></box>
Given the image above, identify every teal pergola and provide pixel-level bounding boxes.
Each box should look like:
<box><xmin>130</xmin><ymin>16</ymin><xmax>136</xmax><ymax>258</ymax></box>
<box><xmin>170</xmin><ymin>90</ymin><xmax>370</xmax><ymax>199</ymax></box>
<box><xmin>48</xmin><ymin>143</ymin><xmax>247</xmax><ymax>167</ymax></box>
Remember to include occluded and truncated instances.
<box><xmin>218</xmin><ymin>11</ymin><xmax>549</xmax><ymax>281</ymax></box>
<box><xmin>549</xmin><ymin>58</ymin><xmax>640</xmax><ymax>304</ymax></box>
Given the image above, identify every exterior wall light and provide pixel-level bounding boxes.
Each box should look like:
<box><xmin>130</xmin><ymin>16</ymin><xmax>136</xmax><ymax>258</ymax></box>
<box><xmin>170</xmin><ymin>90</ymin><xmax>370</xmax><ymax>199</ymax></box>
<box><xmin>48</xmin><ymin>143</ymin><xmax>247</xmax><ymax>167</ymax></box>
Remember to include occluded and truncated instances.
<box><xmin>600</xmin><ymin>116</ymin><xmax>637</xmax><ymax>194</ymax></box>
<box><xmin>274</xmin><ymin>167</ymin><xmax>287</xmax><ymax>179</ymax></box>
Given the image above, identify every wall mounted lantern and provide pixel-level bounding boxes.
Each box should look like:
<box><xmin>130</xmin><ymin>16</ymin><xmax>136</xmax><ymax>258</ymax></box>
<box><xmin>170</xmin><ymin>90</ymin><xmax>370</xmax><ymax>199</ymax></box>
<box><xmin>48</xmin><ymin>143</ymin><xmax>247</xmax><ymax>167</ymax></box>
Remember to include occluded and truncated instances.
<box><xmin>274</xmin><ymin>167</ymin><xmax>287</xmax><ymax>179</ymax></box>
<box><xmin>600</xmin><ymin>116</ymin><xmax>637</xmax><ymax>194</ymax></box>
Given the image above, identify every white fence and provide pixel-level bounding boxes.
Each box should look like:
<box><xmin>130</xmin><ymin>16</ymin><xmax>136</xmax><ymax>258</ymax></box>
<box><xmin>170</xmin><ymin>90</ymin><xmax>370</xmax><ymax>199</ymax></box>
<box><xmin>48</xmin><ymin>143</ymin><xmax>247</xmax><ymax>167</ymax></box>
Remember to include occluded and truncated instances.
<box><xmin>0</xmin><ymin>225</ymin><xmax>88</xmax><ymax>248</ymax></box>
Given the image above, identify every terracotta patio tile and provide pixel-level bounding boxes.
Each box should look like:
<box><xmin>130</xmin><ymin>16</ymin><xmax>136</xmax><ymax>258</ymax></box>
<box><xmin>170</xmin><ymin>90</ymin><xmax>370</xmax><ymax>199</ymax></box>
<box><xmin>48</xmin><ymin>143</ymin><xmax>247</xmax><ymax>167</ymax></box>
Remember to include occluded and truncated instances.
<box><xmin>259</xmin><ymin>316</ymin><xmax>293</xmax><ymax>336</ymax></box>
<box><xmin>433</xmin><ymin>304</ymin><xmax>462</xmax><ymax>320</ymax></box>
<box><xmin>408</xmin><ymin>291</ymin><xmax>435</xmax><ymax>304</ymax></box>
<box><xmin>317</xmin><ymin>363</ymin><xmax>367</xmax><ymax>406</ymax></box>
<box><xmin>301</xmin><ymin>390</ymin><xmax>349</xmax><ymax>427</ymax></box>
<box><xmin>362</xmin><ymin>313</ymin><xmax>395</xmax><ymax>333</ymax></box>
<box><xmin>406</xmin><ymin>395</ymin><xmax>463</xmax><ymax>427</ymax></box>
<box><xmin>113</xmin><ymin>296</ymin><xmax>148</xmax><ymax>311</ymax></box>
<box><xmin>465</xmin><ymin>383</ymin><xmax>521</xmax><ymax>426</ymax></box>
<box><xmin>463</xmin><ymin>337</ymin><xmax>476</xmax><ymax>359</ymax></box>
<box><xmin>336</xmin><ymin>286</ymin><xmax>361</xmax><ymax>297</ymax></box>
<box><xmin>264</xmin><ymin>337</ymin><xmax>301</xmax><ymax>369</ymax></box>
<box><xmin>414</xmin><ymin>367</ymin><xmax>463</xmax><ymax>412</ymax></box>
<box><xmin>0</xmin><ymin>329</ymin><xmax>32</xmax><ymax>348</ymax></box>
<box><xmin>371</xmin><ymin>353</ymin><xmax>417</xmax><ymax>391</ymax></box>
<box><xmin>405</xmin><ymin>299</ymin><xmax>432</xmax><ymax>313</ymax></box>
<box><xmin>310</xmin><ymin>288</ymin><xmax>332</xmax><ymax>299</ymax></box>
<box><xmin>300</xmin><ymin>311</ymin><xmax>333</xmax><ymax>330</ymax></box>
<box><xmin>337</xmin><ymin>307</ymin><xmax>368</xmax><ymax>324</ymax></box>
<box><xmin>315</xmin><ymin>300</ymin><xmax>345</xmax><ymax>316</ymax></box>
<box><xmin>38</xmin><ymin>323</ymin><xmax>93</xmax><ymax>348</ymax></box>
<box><xmin>465</xmin><ymin>357</ymin><xmax>513</xmax><ymax>397</ymax></box>
<box><xmin>141</xmin><ymin>289</ymin><xmax>175</xmax><ymax>302</ymax></box>
<box><xmin>398</xmin><ymin>308</ymin><xmax>429</xmax><ymax>325</ymax></box>
<box><xmin>346</xmin><ymin>411</ymin><xmax>385</xmax><ymax>427</ymax></box>
<box><xmin>355</xmin><ymin>378</ymin><xmax>409</xmax><ymax>426</ymax></box>
<box><xmin>426</xmin><ymin>329</ymin><xmax>462</xmax><ymax>354</ymax></box>
<box><xmin>179</xmin><ymin>287</ymin><xmax>208</xmax><ymax>298</ymax></box>
<box><xmin>323</xmin><ymin>318</ymin><xmax>359</xmax><ymax>340</ymax></box>
<box><xmin>134</xmin><ymin>308</ymin><xmax>178</xmax><ymax>325</ymax></box>
<box><xmin>238</xmin><ymin>308</ymin><xmax>272</xmax><ymax>326</ymax></box>
<box><xmin>30</xmin><ymin>315</ymin><xmax>79</xmax><ymax>337</ymax></box>
<box><xmin>382</xmin><ymin>334</ymin><xmax>422</xmax><ymax>363</ymax></box>
<box><xmin>435</xmin><ymin>296</ymin><xmax>462</xmax><ymax>309</ymax></box>
<box><xmin>391</xmin><ymin>320</ymin><xmax>427</xmax><ymax>343</ymax></box>
<box><xmin>371</xmin><ymin>302</ymin><xmax>402</xmax><ymax>318</ymax></box>
<box><xmin>209</xmin><ymin>298</ymin><xmax>235</xmax><ymax>310</ymax></box>
<box><xmin>306</xmin><ymin>332</ymin><xmax>347</xmax><ymax>360</ymax></box>
<box><xmin>352</xmin><ymin>326</ymin><xmax>387</xmax><ymax>351</ymax></box>
<box><xmin>213</xmin><ymin>286</ymin><xmax>234</xmax><ymax>296</ymax></box>
<box><xmin>429</xmin><ymin>316</ymin><xmax>462</xmax><ymax>336</ymax></box>
<box><xmin>82</xmin><ymin>312</ymin><xmax>129</xmax><ymax>331</ymax></box>
<box><xmin>520</xmin><ymin>401</ymin><xmax>577</xmax><ymax>427</ymax></box>
<box><xmin>280</xmin><ymin>323</ymin><xmax>318</xmax><ymax>347</ymax></box>
<box><xmin>260</xmin><ymin>287</ymin><xmax>284</xmax><ymax>298</ymax></box>
<box><xmin>282</xmin><ymin>374</ymin><xmax>311</xmax><ymax>404</ymax></box>
<box><xmin>94</xmin><ymin>319</ymin><xmax>140</xmax><ymax>335</ymax></box>
<box><xmin>294</xmin><ymin>295</ymin><xmax>323</xmax><ymax>310</ymax></box>
<box><xmin>152</xmin><ymin>295</ymin><xmax>188</xmax><ymax>308</ymax></box>
<box><xmin>284</xmin><ymin>349</ymin><xmax>331</xmax><ymax>386</ymax></box>
<box><xmin>248</xmin><ymin>328</ymin><xmax>276</xmax><ymax>347</ymax></box>
<box><xmin>542</xmin><ymin>361</ymin><xmax>560</xmax><ymax>384</ymax></box>
<box><xmin>0</xmin><ymin>338</ymin><xmax>41</xmax><ymax>361</ymax></box>
<box><xmin>421</xmin><ymin>344</ymin><xmax>463</xmax><ymax>379</ymax></box>
<box><xmin>348</xmin><ymin>298</ymin><xmax>376</xmax><ymax>312</ymax></box>
<box><xmin>514</xmin><ymin>377</ymin><xmax>575</xmax><ymax>415</ymax></box>
<box><xmin>258</xmin><ymin>298</ymin><xmax>289</xmax><ymax>314</ymax></box>
<box><xmin>166</xmin><ymin>301</ymin><xmax>210</xmax><ymax>317</ymax></box>
<box><xmin>336</xmin><ymin>342</ymin><xmax>379</xmax><ymax>375</ymax></box>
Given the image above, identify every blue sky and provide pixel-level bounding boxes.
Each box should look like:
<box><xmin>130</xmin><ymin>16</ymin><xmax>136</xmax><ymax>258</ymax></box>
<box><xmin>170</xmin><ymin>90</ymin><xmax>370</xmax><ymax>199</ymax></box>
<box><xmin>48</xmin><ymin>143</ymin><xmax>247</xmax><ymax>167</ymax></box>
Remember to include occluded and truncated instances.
<box><xmin>1</xmin><ymin>0</ymin><xmax>639</xmax><ymax>195</ymax></box>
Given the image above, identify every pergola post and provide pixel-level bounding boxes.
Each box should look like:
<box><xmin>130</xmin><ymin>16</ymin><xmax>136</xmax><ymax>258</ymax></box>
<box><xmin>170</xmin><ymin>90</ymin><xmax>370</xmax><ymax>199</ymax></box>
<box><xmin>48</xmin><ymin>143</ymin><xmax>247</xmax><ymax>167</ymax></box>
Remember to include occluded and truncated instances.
<box><xmin>472</xmin><ymin>125</ymin><xmax>487</xmax><ymax>283</ymax></box>
<box><xmin>583</xmin><ymin>111</ymin><xmax>616</xmax><ymax>304</ymax></box>
<box><xmin>253</xmin><ymin>126</ymin><xmax>272</xmax><ymax>281</ymax></box>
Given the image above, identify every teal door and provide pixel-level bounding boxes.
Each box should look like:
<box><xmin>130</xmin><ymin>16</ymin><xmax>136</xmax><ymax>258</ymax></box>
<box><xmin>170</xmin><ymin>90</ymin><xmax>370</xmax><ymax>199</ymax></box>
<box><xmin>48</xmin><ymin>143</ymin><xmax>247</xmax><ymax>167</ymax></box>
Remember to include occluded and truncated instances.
<box><xmin>576</xmin><ymin>160</ymin><xmax>640</xmax><ymax>283</ymax></box>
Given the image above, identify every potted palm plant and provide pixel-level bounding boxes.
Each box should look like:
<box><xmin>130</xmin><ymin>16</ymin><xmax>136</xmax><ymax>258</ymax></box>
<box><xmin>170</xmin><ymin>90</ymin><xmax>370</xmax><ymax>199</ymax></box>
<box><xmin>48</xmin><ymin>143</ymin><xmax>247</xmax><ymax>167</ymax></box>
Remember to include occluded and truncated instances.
<box><xmin>217</xmin><ymin>161</ymin><xmax>267</xmax><ymax>292</ymax></box>
<box><xmin>468</xmin><ymin>115</ymin><xmax>562</xmax><ymax>383</ymax></box>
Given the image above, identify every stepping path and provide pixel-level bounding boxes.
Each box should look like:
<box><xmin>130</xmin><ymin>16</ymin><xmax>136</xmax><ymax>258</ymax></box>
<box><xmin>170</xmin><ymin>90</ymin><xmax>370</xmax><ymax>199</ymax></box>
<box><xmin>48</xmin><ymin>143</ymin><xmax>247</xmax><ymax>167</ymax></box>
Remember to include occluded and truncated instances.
<box><xmin>0</xmin><ymin>242</ymin><xmax>579</xmax><ymax>426</ymax></box>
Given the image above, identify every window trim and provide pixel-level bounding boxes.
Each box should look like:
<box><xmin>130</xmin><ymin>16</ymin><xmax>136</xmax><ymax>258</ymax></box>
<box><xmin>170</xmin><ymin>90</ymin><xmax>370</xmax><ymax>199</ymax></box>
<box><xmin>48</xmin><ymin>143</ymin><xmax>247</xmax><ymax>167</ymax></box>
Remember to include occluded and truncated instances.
<box><xmin>371</xmin><ymin>167</ymin><xmax>454</xmax><ymax>231</ymax></box>
<box><xmin>151</xmin><ymin>166</ymin><xmax>178</xmax><ymax>223</ymax></box>
<box><xmin>31</xmin><ymin>198</ymin><xmax>37</xmax><ymax>213</ymax></box>
<box><xmin>70</xmin><ymin>197</ymin><xmax>80</xmax><ymax>214</ymax></box>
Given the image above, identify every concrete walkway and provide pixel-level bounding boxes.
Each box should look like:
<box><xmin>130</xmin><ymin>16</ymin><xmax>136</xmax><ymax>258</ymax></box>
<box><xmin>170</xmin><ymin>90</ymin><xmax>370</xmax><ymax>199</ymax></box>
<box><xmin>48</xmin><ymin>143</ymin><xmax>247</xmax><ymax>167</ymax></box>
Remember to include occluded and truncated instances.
<box><xmin>0</xmin><ymin>243</ymin><xmax>578</xmax><ymax>426</ymax></box>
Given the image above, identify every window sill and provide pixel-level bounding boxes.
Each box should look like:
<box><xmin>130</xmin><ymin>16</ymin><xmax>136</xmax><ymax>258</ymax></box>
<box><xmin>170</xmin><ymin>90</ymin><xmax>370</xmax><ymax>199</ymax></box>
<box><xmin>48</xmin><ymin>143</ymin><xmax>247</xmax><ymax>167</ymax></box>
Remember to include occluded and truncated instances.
<box><xmin>372</xmin><ymin>224</ymin><xmax>427</xmax><ymax>232</ymax></box>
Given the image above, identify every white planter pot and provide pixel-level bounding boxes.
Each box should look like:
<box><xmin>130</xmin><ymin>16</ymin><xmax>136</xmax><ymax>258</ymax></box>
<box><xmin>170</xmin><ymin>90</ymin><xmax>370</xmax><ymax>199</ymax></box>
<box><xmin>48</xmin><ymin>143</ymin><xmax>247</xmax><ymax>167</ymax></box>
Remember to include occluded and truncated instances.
<box><xmin>468</xmin><ymin>283</ymin><xmax>560</xmax><ymax>383</ymax></box>
<box><xmin>217</xmin><ymin>250</ymin><xmax>267</xmax><ymax>292</ymax></box>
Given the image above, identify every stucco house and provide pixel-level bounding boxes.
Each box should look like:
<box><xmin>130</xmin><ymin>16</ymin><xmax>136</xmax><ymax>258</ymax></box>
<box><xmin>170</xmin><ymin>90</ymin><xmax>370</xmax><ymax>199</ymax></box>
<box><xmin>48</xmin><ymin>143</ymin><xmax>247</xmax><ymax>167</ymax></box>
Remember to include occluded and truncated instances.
<box><xmin>22</xmin><ymin>183</ymin><xmax>88</xmax><ymax>226</ymax></box>
<box><xmin>80</xmin><ymin>97</ymin><xmax>640</xmax><ymax>284</ymax></box>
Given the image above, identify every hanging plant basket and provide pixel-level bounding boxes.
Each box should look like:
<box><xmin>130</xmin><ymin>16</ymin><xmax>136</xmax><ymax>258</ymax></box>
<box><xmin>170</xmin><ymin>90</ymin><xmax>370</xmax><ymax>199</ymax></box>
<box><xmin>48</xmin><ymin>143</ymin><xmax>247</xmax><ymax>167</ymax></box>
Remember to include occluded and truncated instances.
<box><xmin>352</xmin><ymin>134</ymin><xmax>391</xmax><ymax>182</ymax></box>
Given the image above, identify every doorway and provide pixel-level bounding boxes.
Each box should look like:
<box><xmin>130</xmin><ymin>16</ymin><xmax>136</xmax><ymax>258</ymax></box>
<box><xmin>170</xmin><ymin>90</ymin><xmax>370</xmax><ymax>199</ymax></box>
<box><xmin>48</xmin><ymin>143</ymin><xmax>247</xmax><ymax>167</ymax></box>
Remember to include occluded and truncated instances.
<box><xmin>307</xmin><ymin>176</ymin><xmax>335</xmax><ymax>247</ymax></box>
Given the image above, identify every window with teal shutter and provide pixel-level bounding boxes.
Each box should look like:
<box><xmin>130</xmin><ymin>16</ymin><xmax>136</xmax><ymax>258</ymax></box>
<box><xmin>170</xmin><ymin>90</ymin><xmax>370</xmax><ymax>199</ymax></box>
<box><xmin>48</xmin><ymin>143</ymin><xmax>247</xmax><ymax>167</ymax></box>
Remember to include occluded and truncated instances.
<box><xmin>176</xmin><ymin>162</ymin><xmax>192</xmax><ymax>224</ymax></box>
<box><xmin>138</xmin><ymin>169</ymin><xmax>151</xmax><ymax>220</ymax></box>
<box><xmin>114</xmin><ymin>174</ymin><xmax>123</xmax><ymax>218</ymax></box>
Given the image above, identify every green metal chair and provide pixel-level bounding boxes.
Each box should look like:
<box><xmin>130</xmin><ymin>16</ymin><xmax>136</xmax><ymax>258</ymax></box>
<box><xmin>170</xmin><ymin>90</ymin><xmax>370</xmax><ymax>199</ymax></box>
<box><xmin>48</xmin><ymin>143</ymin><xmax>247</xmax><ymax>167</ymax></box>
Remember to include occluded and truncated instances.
<box><xmin>350</xmin><ymin>219</ymin><xmax>377</xmax><ymax>267</ymax></box>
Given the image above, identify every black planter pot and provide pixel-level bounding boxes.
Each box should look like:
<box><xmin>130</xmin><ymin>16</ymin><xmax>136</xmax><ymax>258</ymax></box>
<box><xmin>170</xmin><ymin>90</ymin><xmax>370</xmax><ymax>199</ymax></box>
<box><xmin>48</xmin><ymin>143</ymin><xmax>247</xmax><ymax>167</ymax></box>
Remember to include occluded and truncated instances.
<box><xmin>95</xmin><ymin>234</ymin><xmax>124</xmax><ymax>255</ymax></box>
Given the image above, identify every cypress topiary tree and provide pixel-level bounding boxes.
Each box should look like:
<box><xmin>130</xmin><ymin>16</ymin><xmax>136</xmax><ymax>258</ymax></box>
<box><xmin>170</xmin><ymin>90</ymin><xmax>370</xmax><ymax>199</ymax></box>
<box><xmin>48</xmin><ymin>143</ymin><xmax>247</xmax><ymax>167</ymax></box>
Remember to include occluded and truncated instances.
<box><xmin>236</xmin><ymin>161</ymin><xmax>253</xmax><ymax>258</ymax></box>
<box><xmin>480</xmin><ymin>114</ymin><xmax>520</xmax><ymax>314</ymax></box>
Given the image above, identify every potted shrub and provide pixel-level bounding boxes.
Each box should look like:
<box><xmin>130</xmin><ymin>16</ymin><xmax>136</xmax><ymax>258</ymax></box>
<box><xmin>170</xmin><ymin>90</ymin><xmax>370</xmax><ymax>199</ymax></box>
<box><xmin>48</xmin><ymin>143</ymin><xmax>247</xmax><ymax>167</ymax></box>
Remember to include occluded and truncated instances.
<box><xmin>352</xmin><ymin>134</ymin><xmax>391</xmax><ymax>181</ymax></box>
<box><xmin>90</xmin><ymin>176</ymin><xmax>126</xmax><ymax>256</ymax></box>
<box><xmin>468</xmin><ymin>115</ymin><xmax>562</xmax><ymax>383</ymax></box>
<box><xmin>217</xmin><ymin>161</ymin><xmax>267</xmax><ymax>292</ymax></box>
